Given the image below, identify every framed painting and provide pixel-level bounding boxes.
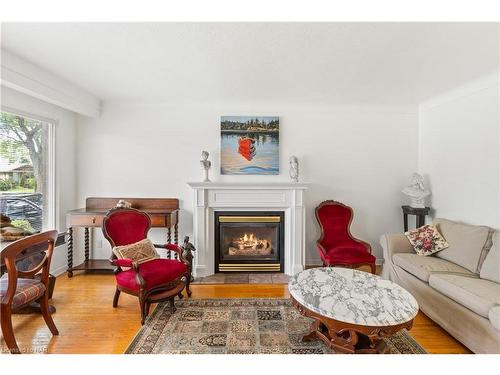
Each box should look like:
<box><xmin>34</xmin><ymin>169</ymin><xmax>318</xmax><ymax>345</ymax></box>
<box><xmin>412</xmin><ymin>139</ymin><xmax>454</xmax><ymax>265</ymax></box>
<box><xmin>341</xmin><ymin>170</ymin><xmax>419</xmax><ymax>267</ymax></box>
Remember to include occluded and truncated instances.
<box><xmin>220</xmin><ymin>116</ymin><xmax>279</xmax><ymax>175</ymax></box>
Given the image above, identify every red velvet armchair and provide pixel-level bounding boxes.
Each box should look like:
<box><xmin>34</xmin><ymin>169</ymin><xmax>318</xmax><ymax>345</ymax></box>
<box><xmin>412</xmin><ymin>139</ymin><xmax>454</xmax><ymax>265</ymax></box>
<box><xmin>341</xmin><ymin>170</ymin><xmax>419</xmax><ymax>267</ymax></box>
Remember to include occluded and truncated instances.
<box><xmin>315</xmin><ymin>200</ymin><xmax>376</xmax><ymax>274</ymax></box>
<box><xmin>102</xmin><ymin>208</ymin><xmax>191</xmax><ymax>324</ymax></box>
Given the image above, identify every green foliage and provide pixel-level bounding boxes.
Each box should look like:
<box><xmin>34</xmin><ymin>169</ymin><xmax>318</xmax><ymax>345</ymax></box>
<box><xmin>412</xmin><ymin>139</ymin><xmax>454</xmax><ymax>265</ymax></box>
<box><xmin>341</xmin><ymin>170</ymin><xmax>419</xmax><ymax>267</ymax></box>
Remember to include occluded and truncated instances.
<box><xmin>221</xmin><ymin>117</ymin><xmax>279</xmax><ymax>131</ymax></box>
<box><xmin>0</xmin><ymin>113</ymin><xmax>33</xmax><ymax>163</ymax></box>
<box><xmin>21</xmin><ymin>176</ymin><xmax>36</xmax><ymax>189</ymax></box>
<box><xmin>0</xmin><ymin>179</ymin><xmax>14</xmax><ymax>191</ymax></box>
<box><xmin>11</xmin><ymin>219</ymin><xmax>34</xmax><ymax>233</ymax></box>
<box><xmin>1</xmin><ymin>111</ymin><xmax>46</xmax><ymax>195</ymax></box>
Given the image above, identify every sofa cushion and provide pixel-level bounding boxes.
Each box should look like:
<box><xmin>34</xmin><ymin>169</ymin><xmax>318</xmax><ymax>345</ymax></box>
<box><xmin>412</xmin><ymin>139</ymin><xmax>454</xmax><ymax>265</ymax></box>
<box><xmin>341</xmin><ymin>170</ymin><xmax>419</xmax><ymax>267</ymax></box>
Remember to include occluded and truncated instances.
<box><xmin>480</xmin><ymin>231</ymin><xmax>500</xmax><ymax>283</ymax></box>
<box><xmin>433</xmin><ymin>218</ymin><xmax>490</xmax><ymax>273</ymax></box>
<box><xmin>489</xmin><ymin>305</ymin><xmax>500</xmax><ymax>331</ymax></box>
<box><xmin>429</xmin><ymin>273</ymin><xmax>500</xmax><ymax>318</ymax></box>
<box><xmin>393</xmin><ymin>253</ymin><xmax>474</xmax><ymax>282</ymax></box>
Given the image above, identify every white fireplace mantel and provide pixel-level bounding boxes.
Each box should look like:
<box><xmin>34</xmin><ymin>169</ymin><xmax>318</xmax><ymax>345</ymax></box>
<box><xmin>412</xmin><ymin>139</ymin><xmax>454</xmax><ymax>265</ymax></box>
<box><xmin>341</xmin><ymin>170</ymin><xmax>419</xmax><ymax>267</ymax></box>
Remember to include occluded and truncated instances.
<box><xmin>187</xmin><ymin>181</ymin><xmax>310</xmax><ymax>277</ymax></box>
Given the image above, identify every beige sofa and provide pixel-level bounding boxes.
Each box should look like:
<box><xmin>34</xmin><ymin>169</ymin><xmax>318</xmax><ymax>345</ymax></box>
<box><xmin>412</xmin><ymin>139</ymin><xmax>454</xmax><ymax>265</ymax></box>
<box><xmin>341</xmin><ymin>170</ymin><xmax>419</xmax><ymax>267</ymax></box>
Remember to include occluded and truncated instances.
<box><xmin>381</xmin><ymin>218</ymin><xmax>500</xmax><ymax>353</ymax></box>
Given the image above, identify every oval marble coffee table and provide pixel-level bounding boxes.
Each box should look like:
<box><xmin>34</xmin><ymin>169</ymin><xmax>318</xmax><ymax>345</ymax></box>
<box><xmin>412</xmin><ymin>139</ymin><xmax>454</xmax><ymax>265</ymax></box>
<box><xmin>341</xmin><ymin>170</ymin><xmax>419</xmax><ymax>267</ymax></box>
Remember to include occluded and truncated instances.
<box><xmin>288</xmin><ymin>267</ymin><xmax>419</xmax><ymax>354</ymax></box>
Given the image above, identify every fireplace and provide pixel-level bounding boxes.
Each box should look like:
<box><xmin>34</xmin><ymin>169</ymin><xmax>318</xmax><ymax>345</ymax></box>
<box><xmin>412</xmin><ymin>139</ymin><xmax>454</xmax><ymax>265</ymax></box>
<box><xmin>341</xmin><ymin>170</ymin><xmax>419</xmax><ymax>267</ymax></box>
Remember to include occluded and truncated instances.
<box><xmin>215</xmin><ymin>211</ymin><xmax>284</xmax><ymax>272</ymax></box>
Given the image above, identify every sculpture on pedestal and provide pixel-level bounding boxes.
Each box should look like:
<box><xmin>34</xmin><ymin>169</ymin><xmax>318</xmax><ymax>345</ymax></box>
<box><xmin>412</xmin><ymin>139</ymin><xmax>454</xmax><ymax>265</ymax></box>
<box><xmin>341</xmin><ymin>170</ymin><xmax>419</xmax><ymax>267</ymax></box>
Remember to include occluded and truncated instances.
<box><xmin>289</xmin><ymin>155</ymin><xmax>299</xmax><ymax>182</ymax></box>
<box><xmin>200</xmin><ymin>151</ymin><xmax>211</xmax><ymax>182</ymax></box>
<box><xmin>402</xmin><ymin>173</ymin><xmax>431</xmax><ymax>208</ymax></box>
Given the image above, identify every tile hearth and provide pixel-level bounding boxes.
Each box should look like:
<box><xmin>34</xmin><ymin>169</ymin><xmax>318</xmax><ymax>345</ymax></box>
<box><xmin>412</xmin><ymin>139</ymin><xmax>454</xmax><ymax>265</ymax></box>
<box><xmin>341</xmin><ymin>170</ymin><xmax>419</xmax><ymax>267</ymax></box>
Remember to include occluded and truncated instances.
<box><xmin>193</xmin><ymin>273</ymin><xmax>290</xmax><ymax>285</ymax></box>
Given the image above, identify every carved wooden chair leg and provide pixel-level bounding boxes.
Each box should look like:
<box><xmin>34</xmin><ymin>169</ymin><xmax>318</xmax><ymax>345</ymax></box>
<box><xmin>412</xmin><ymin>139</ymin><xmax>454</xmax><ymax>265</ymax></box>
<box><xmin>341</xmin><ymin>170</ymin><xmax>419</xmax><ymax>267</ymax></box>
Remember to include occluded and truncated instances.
<box><xmin>169</xmin><ymin>297</ymin><xmax>176</xmax><ymax>313</ymax></box>
<box><xmin>185</xmin><ymin>274</ymin><xmax>192</xmax><ymax>297</ymax></box>
<box><xmin>39</xmin><ymin>293</ymin><xmax>59</xmax><ymax>335</ymax></box>
<box><xmin>112</xmin><ymin>288</ymin><xmax>121</xmax><ymax>307</ymax></box>
<box><xmin>139</xmin><ymin>295</ymin><xmax>146</xmax><ymax>325</ymax></box>
<box><xmin>0</xmin><ymin>305</ymin><xmax>20</xmax><ymax>354</ymax></box>
<box><xmin>177</xmin><ymin>291</ymin><xmax>184</xmax><ymax>299</ymax></box>
<box><xmin>144</xmin><ymin>301</ymin><xmax>151</xmax><ymax>319</ymax></box>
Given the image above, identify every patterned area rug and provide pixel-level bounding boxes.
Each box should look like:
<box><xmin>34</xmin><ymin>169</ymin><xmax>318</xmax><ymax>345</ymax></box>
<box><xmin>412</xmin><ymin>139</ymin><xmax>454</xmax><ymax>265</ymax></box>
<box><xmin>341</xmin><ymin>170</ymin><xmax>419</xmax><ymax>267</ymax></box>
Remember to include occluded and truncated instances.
<box><xmin>125</xmin><ymin>298</ymin><xmax>426</xmax><ymax>354</ymax></box>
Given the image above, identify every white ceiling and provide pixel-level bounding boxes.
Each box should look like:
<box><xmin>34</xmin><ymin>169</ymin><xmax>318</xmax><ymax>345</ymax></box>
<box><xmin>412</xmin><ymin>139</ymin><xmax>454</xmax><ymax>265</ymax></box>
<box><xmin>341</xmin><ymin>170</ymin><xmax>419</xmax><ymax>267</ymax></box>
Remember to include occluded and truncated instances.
<box><xmin>1</xmin><ymin>23</ymin><xmax>498</xmax><ymax>104</ymax></box>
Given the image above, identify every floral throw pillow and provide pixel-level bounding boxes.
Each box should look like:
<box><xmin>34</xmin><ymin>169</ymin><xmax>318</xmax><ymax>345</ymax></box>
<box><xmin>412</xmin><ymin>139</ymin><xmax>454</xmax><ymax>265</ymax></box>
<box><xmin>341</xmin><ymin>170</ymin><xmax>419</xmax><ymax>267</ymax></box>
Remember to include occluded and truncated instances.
<box><xmin>405</xmin><ymin>224</ymin><xmax>449</xmax><ymax>256</ymax></box>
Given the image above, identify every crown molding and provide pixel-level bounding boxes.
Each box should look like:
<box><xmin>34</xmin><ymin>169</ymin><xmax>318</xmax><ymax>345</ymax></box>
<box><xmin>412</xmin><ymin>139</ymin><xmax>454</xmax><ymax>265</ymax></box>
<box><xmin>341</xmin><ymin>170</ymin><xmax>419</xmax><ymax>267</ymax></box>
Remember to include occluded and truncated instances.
<box><xmin>1</xmin><ymin>48</ymin><xmax>101</xmax><ymax>117</ymax></box>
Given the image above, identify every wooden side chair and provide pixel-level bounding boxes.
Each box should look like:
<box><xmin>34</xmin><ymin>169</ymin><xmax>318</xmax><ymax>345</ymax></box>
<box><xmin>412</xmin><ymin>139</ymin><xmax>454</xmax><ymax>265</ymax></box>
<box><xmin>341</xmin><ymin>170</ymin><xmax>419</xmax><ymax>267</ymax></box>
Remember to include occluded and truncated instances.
<box><xmin>102</xmin><ymin>208</ymin><xmax>191</xmax><ymax>324</ymax></box>
<box><xmin>315</xmin><ymin>200</ymin><xmax>376</xmax><ymax>274</ymax></box>
<box><xmin>0</xmin><ymin>230</ymin><xmax>59</xmax><ymax>354</ymax></box>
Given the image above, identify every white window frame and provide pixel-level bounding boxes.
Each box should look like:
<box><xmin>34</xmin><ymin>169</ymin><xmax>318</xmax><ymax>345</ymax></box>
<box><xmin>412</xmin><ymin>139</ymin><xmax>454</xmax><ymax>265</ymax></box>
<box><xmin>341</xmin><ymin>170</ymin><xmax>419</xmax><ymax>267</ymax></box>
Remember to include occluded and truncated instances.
<box><xmin>0</xmin><ymin>106</ymin><xmax>56</xmax><ymax>230</ymax></box>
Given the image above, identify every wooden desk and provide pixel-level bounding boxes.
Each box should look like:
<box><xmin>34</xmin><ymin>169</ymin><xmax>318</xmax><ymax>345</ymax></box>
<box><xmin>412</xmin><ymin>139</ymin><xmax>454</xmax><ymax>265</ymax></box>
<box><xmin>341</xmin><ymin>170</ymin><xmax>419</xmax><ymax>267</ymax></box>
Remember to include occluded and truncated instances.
<box><xmin>66</xmin><ymin>197</ymin><xmax>179</xmax><ymax>277</ymax></box>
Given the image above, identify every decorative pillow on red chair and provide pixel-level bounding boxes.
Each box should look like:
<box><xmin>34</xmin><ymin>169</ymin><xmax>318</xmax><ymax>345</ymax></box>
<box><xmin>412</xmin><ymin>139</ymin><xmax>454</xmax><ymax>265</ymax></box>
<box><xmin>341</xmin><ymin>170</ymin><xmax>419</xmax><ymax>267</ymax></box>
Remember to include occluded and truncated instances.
<box><xmin>112</xmin><ymin>238</ymin><xmax>159</xmax><ymax>264</ymax></box>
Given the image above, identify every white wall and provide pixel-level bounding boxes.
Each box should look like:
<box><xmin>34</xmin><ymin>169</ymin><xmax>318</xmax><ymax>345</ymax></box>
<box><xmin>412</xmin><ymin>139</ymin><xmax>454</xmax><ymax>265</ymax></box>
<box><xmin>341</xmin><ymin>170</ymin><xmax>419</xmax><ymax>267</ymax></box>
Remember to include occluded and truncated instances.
<box><xmin>1</xmin><ymin>86</ymin><xmax>78</xmax><ymax>275</ymax></box>
<box><xmin>76</xmin><ymin>100</ymin><xmax>418</xmax><ymax>264</ymax></box>
<box><xmin>419</xmin><ymin>74</ymin><xmax>500</xmax><ymax>228</ymax></box>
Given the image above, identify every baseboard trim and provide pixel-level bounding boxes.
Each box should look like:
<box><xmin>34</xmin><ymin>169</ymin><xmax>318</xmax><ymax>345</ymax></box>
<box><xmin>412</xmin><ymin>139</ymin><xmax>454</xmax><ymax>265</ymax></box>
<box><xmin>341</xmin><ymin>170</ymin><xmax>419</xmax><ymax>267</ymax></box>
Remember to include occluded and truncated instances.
<box><xmin>50</xmin><ymin>264</ymin><xmax>68</xmax><ymax>277</ymax></box>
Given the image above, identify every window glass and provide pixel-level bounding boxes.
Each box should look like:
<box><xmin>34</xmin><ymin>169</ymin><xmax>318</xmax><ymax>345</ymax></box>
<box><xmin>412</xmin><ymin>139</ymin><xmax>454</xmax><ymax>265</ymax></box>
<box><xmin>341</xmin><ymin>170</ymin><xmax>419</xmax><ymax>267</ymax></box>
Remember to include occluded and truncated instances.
<box><xmin>0</xmin><ymin>111</ymin><xmax>54</xmax><ymax>233</ymax></box>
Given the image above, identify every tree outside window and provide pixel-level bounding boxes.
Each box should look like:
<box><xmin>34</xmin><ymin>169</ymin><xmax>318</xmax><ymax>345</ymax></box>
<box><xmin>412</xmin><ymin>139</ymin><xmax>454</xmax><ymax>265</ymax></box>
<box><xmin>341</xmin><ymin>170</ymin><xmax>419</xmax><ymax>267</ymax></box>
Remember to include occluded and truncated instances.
<box><xmin>0</xmin><ymin>111</ymin><xmax>53</xmax><ymax>232</ymax></box>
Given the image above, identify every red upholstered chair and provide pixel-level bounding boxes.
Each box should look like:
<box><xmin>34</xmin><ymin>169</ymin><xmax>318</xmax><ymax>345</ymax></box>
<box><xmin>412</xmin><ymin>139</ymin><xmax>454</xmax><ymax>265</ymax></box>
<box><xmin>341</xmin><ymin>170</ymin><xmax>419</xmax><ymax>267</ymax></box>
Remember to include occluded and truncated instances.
<box><xmin>102</xmin><ymin>208</ymin><xmax>191</xmax><ymax>324</ymax></box>
<box><xmin>315</xmin><ymin>200</ymin><xmax>376</xmax><ymax>274</ymax></box>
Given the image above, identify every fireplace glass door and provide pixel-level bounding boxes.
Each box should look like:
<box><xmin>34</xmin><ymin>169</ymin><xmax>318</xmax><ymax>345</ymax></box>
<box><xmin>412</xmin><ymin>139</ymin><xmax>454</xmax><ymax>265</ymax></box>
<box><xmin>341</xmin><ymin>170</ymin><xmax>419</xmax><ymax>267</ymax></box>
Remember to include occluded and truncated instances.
<box><xmin>215</xmin><ymin>212</ymin><xmax>284</xmax><ymax>272</ymax></box>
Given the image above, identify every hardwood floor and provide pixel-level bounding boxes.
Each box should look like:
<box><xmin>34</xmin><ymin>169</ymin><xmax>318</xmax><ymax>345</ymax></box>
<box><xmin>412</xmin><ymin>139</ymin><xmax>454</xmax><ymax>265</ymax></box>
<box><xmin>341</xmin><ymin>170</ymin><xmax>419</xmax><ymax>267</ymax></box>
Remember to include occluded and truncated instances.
<box><xmin>0</xmin><ymin>273</ymin><xmax>471</xmax><ymax>354</ymax></box>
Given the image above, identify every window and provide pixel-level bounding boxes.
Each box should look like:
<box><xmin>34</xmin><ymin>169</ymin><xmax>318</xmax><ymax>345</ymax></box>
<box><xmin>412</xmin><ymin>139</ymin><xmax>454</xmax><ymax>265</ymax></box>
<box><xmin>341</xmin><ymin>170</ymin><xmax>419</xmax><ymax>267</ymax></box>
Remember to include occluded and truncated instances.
<box><xmin>0</xmin><ymin>110</ymin><xmax>55</xmax><ymax>233</ymax></box>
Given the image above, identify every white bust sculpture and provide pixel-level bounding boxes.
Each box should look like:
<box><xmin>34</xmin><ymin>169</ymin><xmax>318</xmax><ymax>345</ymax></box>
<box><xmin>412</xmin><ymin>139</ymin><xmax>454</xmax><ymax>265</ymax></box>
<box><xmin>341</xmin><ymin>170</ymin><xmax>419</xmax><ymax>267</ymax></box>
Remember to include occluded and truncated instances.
<box><xmin>200</xmin><ymin>151</ymin><xmax>211</xmax><ymax>182</ymax></box>
<box><xmin>402</xmin><ymin>173</ymin><xmax>430</xmax><ymax>208</ymax></box>
<box><xmin>289</xmin><ymin>155</ymin><xmax>299</xmax><ymax>182</ymax></box>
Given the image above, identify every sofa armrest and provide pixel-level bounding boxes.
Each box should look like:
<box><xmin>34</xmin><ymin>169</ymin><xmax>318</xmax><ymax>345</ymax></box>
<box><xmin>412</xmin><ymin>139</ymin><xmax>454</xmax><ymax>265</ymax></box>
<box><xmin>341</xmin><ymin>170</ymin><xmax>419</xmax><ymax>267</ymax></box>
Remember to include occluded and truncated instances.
<box><xmin>380</xmin><ymin>233</ymin><xmax>414</xmax><ymax>262</ymax></box>
<box><xmin>489</xmin><ymin>305</ymin><xmax>500</xmax><ymax>331</ymax></box>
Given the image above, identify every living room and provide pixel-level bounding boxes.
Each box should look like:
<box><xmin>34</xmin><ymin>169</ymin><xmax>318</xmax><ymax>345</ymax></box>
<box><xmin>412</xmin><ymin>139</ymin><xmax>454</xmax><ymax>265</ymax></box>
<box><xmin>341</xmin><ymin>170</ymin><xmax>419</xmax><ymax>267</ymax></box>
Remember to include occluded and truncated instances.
<box><xmin>1</xmin><ymin>0</ymin><xmax>499</xmax><ymax>372</ymax></box>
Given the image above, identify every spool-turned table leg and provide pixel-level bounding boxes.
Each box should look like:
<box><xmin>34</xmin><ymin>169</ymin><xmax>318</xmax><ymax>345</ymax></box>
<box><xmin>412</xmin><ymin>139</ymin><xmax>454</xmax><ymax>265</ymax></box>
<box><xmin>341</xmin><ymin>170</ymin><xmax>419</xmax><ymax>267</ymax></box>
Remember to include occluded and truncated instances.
<box><xmin>167</xmin><ymin>227</ymin><xmax>172</xmax><ymax>259</ymax></box>
<box><xmin>173</xmin><ymin>224</ymin><xmax>179</xmax><ymax>259</ymax></box>
<box><xmin>67</xmin><ymin>227</ymin><xmax>73</xmax><ymax>277</ymax></box>
<box><xmin>84</xmin><ymin>227</ymin><xmax>90</xmax><ymax>261</ymax></box>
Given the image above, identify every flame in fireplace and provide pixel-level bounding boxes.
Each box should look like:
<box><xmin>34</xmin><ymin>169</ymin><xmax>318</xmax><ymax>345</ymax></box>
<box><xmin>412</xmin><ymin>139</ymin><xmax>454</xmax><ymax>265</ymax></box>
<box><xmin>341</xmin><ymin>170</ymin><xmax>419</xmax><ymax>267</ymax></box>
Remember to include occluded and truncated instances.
<box><xmin>243</xmin><ymin>233</ymin><xmax>255</xmax><ymax>242</ymax></box>
<box><xmin>235</xmin><ymin>233</ymin><xmax>268</xmax><ymax>250</ymax></box>
<box><xmin>228</xmin><ymin>232</ymin><xmax>273</xmax><ymax>256</ymax></box>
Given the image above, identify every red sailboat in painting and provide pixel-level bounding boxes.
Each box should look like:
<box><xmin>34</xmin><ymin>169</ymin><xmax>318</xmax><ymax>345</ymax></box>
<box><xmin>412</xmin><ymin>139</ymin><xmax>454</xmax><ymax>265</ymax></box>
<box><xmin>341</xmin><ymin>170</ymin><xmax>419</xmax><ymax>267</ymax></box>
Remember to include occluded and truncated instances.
<box><xmin>238</xmin><ymin>136</ymin><xmax>255</xmax><ymax>150</ymax></box>
<box><xmin>238</xmin><ymin>136</ymin><xmax>256</xmax><ymax>161</ymax></box>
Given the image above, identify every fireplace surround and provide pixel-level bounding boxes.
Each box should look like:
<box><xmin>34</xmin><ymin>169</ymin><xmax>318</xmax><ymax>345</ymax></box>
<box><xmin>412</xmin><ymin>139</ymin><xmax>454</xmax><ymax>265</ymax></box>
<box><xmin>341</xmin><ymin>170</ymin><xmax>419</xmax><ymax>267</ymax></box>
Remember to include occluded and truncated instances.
<box><xmin>215</xmin><ymin>211</ymin><xmax>285</xmax><ymax>272</ymax></box>
<box><xmin>187</xmin><ymin>182</ymin><xmax>309</xmax><ymax>277</ymax></box>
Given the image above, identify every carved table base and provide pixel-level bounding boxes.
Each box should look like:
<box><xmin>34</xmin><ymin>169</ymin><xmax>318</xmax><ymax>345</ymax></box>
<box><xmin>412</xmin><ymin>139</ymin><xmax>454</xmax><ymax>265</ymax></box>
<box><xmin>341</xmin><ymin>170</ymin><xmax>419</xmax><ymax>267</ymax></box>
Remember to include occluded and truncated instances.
<box><xmin>292</xmin><ymin>296</ymin><xmax>414</xmax><ymax>354</ymax></box>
